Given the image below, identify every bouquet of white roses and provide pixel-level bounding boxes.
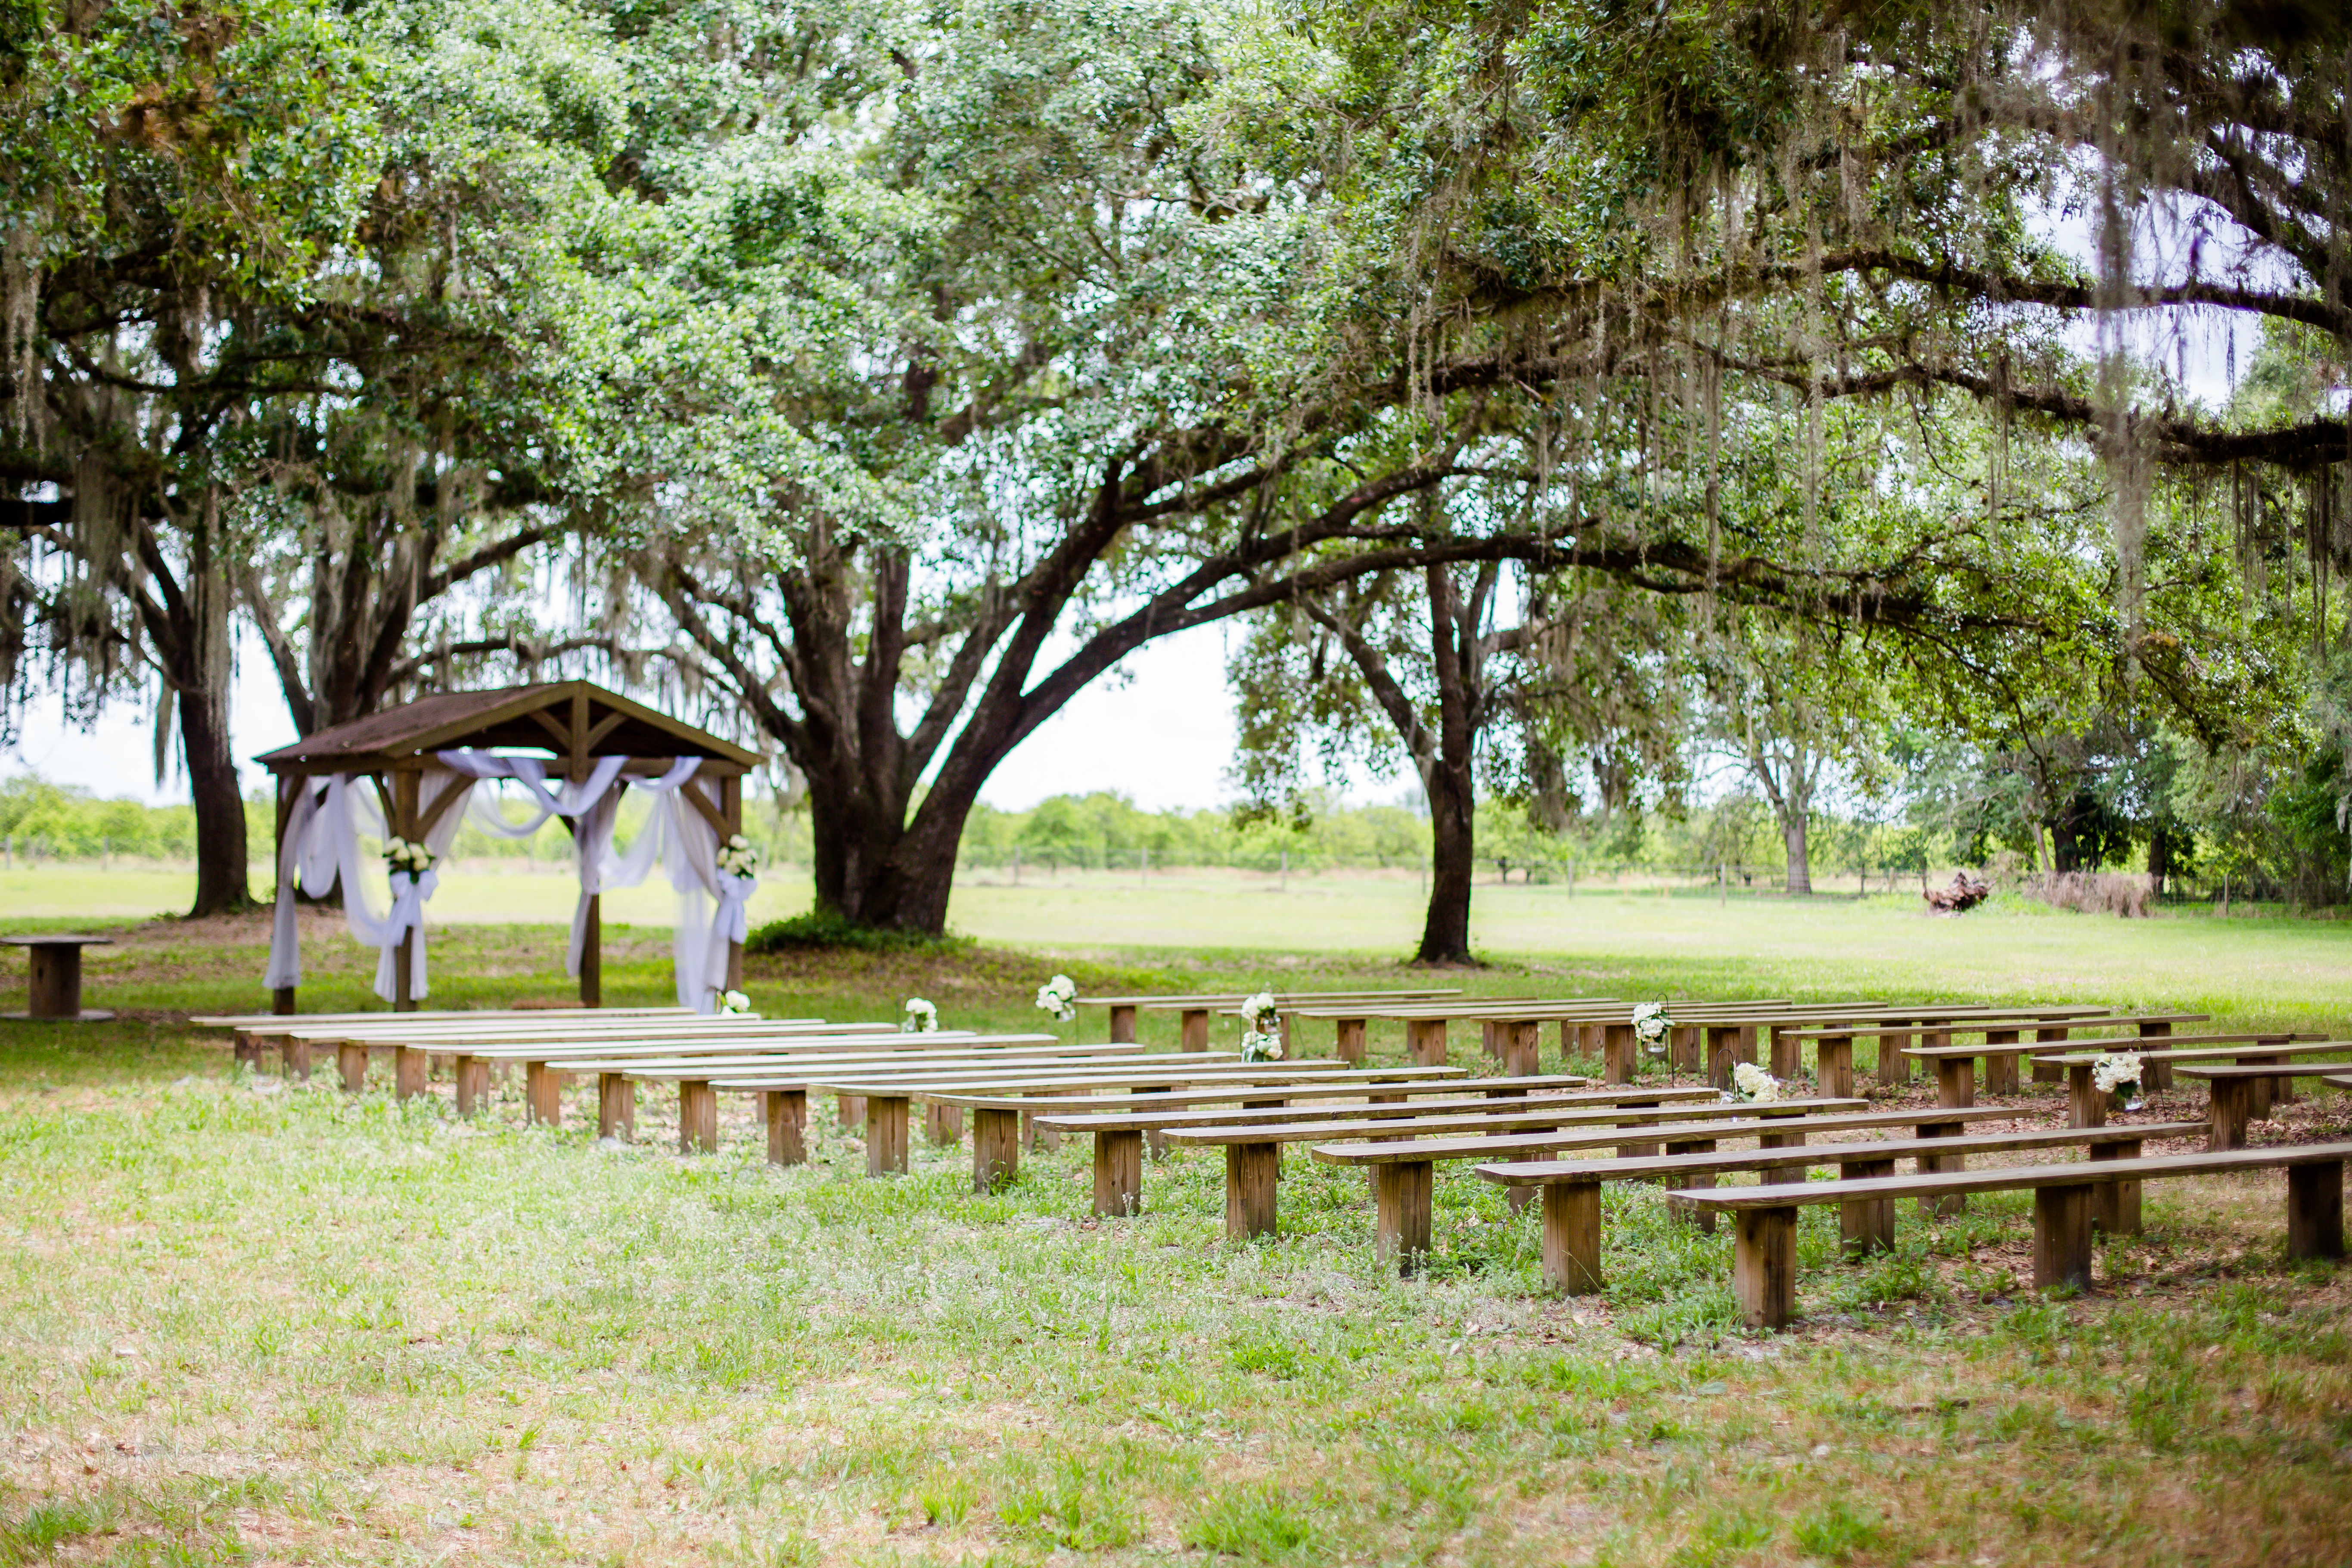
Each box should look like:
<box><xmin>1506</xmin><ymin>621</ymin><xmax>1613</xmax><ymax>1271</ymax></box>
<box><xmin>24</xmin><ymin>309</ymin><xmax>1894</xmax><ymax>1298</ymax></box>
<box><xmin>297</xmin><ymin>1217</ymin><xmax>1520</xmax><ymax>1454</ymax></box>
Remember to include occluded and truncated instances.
<box><xmin>2092</xmin><ymin>1050</ymin><xmax>2144</xmax><ymax>1108</ymax></box>
<box><xmin>382</xmin><ymin>835</ymin><xmax>436</xmax><ymax>876</ymax></box>
<box><xmin>1035</xmin><ymin>973</ymin><xmax>1077</xmax><ymax>1022</ymax></box>
<box><xmin>901</xmin><ymin>997</ymin><xmax>938</xmax><ymax>1034</ymax></box>
<box><xmin>718</xmin><ymin>989</ymin><xmax>752</xmax><ymax>1015</ymax></box>
<box><xmin>1729</xmin><ymin>1061</ymin><xmax>1783</xmax><ymax>1104</ymax></box>
<box><xmin>1632</xmin><ymin>1002</ymin><xmax>1673</xmax><ymax>1058</ymax></box>
<box><xmin>1237</xmin><ymin>990</ymin><xmax>1285</xmax><ymax>1062</ymax></box>
<box><xmin>716</xmin><ymin>834</ymin><xmax>761</xmax><ymax>878</ymax></box>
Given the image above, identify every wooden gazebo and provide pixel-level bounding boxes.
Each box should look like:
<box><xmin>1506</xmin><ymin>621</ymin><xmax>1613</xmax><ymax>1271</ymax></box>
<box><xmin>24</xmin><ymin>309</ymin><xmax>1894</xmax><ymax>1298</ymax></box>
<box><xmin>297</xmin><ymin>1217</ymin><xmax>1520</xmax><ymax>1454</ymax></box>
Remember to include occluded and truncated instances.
<box><xmin>257</xmin><ymin>681</ymin><xmax>761</xmax><ymax>1014</ymax></box>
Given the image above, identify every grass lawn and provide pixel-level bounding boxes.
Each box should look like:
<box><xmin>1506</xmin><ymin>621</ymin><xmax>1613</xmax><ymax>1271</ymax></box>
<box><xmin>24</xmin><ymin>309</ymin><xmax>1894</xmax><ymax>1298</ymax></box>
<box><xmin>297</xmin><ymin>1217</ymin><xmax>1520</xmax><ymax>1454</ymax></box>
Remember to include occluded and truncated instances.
<box><xmin>0</xmin><ymin>884</ymin><xmax>2347</xmax><ymax>1565</ymax></box>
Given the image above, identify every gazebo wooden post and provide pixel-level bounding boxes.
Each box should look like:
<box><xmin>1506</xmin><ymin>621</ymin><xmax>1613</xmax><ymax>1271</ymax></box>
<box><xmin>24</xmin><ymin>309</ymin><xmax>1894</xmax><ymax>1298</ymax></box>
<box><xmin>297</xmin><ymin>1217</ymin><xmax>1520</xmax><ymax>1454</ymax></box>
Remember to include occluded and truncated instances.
<box><xmin>721</xmin><ymin>773</ymin><xmax>745</xmax><ymax>990</ymax></box>
<box><xmin>272</xmin><ymin>775</ymin><xmax>298</xmax><ymax>1016</ymax></box>
<box><xmin>568</xmin><ymin>692</ymin><xmax>603</xmax><ymax>1009</ymax></box>
<box><xmin>391</xmin><ymin>770</ymin><xmax>420</xmax><ymax>1013</ymax></box>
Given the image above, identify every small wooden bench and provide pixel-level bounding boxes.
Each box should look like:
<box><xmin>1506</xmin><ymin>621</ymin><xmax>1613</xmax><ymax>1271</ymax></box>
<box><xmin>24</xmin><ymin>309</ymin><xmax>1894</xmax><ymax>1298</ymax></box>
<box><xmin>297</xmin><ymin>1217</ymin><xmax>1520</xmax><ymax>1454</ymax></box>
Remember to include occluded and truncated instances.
<box><xmin>2176</xmin><ymin>1064</ymin><xmax>2352</xmax><ymax>1150</ymax></box>
<box><xmin>1477</xmin><ymin>1121</ymin><xmax>2207</xmax><ymax>1289</ymax></box>
<box><xmin>1681</xmin><ymin>1141</ymin><xmax>2352</xmax><ymax>1329</ymax></box>
<box><xmin>2037</xmin><ymin>1040</ymin><xmax>2341</xmax><ymax>1127</ymax></box>
<box><xmin>1890</xmin><ymin>1013</ymin><xmax>2212</xmax><ymax>1100</ymax></box>
<box><xmin>1141</xmin><ymin>1096</ymin><xmax>1867</xmax><ymax>1240</ymax></box>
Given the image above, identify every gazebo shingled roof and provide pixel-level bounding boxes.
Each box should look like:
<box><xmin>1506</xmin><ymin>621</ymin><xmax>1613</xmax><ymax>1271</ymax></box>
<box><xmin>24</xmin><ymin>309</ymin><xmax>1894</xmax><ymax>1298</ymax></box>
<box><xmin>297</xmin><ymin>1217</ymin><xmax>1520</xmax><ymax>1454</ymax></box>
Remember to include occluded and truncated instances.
<box><xmin>255</xmin><ymin>681</ymin><xmax>760</xmax><ymax>776</ymax></box>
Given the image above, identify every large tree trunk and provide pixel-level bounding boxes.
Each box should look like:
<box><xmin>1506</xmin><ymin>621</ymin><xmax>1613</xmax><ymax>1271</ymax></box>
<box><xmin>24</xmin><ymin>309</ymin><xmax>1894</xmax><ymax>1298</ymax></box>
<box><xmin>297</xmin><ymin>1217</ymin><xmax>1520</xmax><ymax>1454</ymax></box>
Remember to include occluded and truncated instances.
<box><xmin>1780</xmin><ymin>810</ymin><xmax>1811</xmax><ymax>896</ymax></box>
<box><xmin>1418</xmin><ymin>753</ymin><xmax>1477</xmax><ymax>963</ymax></box>
<box><xmin>179</xmin><ymin>663</ymin><xmax>251</xmax><ymax>916</ymax></box>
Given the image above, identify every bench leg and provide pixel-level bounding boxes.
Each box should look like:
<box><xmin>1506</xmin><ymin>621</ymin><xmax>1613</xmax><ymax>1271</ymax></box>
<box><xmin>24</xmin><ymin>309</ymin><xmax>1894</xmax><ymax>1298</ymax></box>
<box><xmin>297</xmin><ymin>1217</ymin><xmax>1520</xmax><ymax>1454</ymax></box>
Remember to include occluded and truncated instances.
<box><xmin>282</xmin><ymin>1037</ymin><xmax>312</xmax><ymax>1081</ymax></box>
<box><xmin>1032</xmin><ymin>1096</ymin><xmax>1064</xmax><ymax>1153</ymax></box>
<box><xmin>1108</xmin><ymin>1004</ymin><xmax>1137</xmax><ymax>1043</ymax></box>
<box><xmin>1224</xmin><ymin>1142</ymin><xmax>1280</xmax><ymax>1240</ymax></box>
<box><xmin>2089</xmin><ymin>1138</ymin><xmax>2143</xmax><ymax>1236</ymax></box>
<box><xmin>455</xmin><ymin>1056</ymin><xmax>488</xmax><ymax>1118</ymax></box>
<box><xmin>838</xmin><ymin>1093</ymin><xmax>865</xmax><ymax>1131</ymax></box>
<box><xmin>1768</xmin><ymin>1026</ymin><xmax>1803</xmax><ymax>1081</ymax></box>
<box><xmin>1673</xmin><ymin>1025</ymin><xmax>1701</xmax><ymax>1075</ymax></box>
<box><xmin>1505</xmin><ymin>1021</ymin><xmax>1541</xmax><ymax>1077</ymax></box>
<box><xmin>1983</xmin><ymin>1031</ymin><xmax>2020</xmax><ymax>1095</ymax></box>
<box><xmin>2033</xmin><ymin>1183</ymin><xmax>2095</xmax><ymax>1292</ymax></box>
<box><xmin>2244</xmin><ymin>1055</ymin><xmax>2279</xmax><ymax>1119</ymax></box>
<box><xmin>1877</xmin><ymin>1030</ymin><xmax>1914</xmax><ymax>1087</ymax></box>
<box><xmin>1914</xmin><ymin>1143</ymin><xmax>1966</xmax><ymax>1217</ymax></box>
<box><xmin>1541</xmin><ymin>1180</ymin><xmax>1603</xmax><ymax>1295</ymax></box>
<box><xmin>680</xmin><ymin>1081</ymin><xmax>718</xmax><ymax>1153</ymax></box>
<box><xmin>765</xmin><ymin>1089</ymin><xmax>806</xmax><ymax>1167</ymax></box>
<box><xmin>2067</xmin><ymin>1064</ymin><xmax>2104</xmax><ymax>1128</ymax></box>
<box><xmin>1181</xmin><ymin>1009</ymin><xmax>1209</xmax><ymax>1053</ymax></box>
<box><xmin>1664</xmin><ymin>1139</ymin><xmax>1716</xmax><ymax>1232</ymax></box>
<box><xmin>393</xmin><ymin>1046</ymin><xmax>426</xmax><ymax>1100</ymax></box>
<box><xmin>338</xmin><ymin>1043</ymin><xmax>368</xmax><ymax>1095</ymax></box>
<box><xmin>1137</xmin><ymin>1084</ymin><xmax>1171</xmax><ymax>1158</ymax></box>
<box><xmin>972</xmin><ymin>1107</ymin><xmax>1020</xmax><ymax>1191</ymax></box>
<box><xmin>1375</xmin><ymin>1161</ymin><xmax>1434</xmax><ymax>1275</ymax></box>
<box><xmin>865</xmin><ymin>1096</ymin><xmax>909</xmax><ymax>1175</ymax></box>
<box><xmin>1603</xmin><ymin>1024</ymin><xmax>1634</xmax><ymax>1084</ymax></box>
<box><xmin>1936</xmin><ymin>1057</ymin><xmax>1975</xmax><ymax>1109</ymax></box>
<box><xmin>599</xmin><ymin>1073</ymin><xmax>635</xmax><ymax>1140</ymax></box>
<box><xmin>1734</xmin><ymin>1207</ymin><xmax>1797</xmax><ymax>1331</ymax></box>
<box><xmin>1840</xmin><ymin>1157</ymin><xmax>1896</xmax><ymax>1257</ymax></box>
<box><xmin>1336</xmin><ymin>1018</ymin><xmax>1366</xmax><ymax>1065</ymax></box>
<box><xmin>926</xmin><ymin>1102</ymin><xmax>964</xmax><ymax>1147</ymax></box>
<box><xmin>1759</xmin><ymin>1129</ymin><xmax>1806</xmax><ymax>1184</ymax></box>
<box><xmin>527</xmin><ymin>1062</ymin><xmax>562</xmax><ymax>1126</ymax></box>
<box><xmin>2287</xmin><ymin>1161</ymin><xmax>2345</xmax><ymax>1262</ymax></box>
<box><xmin>1817</xmin><ymin>1039</ymin><xmax>1853</xmax><ymax>1100</ymax></box>
<box><xmin>1093</xmin><ymin>1130</ymin><xmax>1143</xmax><ymax>1217</ymax></box>
<box><xmin>2208</xmin><ymin>1080</ymin><xmax>2250</xmax><ymax>1151</ymax></box>
<box><xmin>2031</xmin><ymin>1027</ymin><xmax>2068</xmax><ymax>1083</ymax></box>
<box><xmin>1409</xmin><ymin>1019</ymin><xmax>1448</xmax><ymax>1068</ymax></box>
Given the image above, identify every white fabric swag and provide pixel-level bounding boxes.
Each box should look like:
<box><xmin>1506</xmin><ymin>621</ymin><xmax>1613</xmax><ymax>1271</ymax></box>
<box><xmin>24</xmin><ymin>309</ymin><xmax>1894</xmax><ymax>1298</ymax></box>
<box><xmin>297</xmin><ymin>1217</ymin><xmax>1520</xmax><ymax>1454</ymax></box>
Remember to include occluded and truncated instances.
<box><xmin>262</xmin><ymin>753</ymin><xmax>757</xmax><ymax>1013</ymax></box>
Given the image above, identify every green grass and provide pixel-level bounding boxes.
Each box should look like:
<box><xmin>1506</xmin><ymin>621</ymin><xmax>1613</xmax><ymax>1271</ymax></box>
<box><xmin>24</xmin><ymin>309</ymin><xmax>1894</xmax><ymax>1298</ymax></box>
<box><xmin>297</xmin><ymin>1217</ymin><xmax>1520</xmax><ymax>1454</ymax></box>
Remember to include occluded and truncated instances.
<box><xmin>0</xmin><ymin>889</ymin><xmax>2346</xmax><ymax>1563</ymax></box>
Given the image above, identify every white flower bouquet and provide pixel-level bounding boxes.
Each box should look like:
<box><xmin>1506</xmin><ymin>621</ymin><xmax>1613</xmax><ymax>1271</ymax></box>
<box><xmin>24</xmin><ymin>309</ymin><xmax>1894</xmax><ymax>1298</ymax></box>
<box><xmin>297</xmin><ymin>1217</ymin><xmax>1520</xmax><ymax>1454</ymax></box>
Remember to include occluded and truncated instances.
<box><xmin>718</xmin><ymin>989</ymin><xmax>752</xmax><ymax>1015</ymax></box>
<box><xmin>716</xmin><ymin>833</ymin><xmax>761</xmax><ymax>878</ymax></box>
<box><xmin>1240</xmin><ymin>991</ymin><xmax>1280</xmax><ymax>1034</ymax></box>
<box><xmin>2092</xmin><ymin>1050</ymin><xmax>2144</xmax><ymax>1109</ymax></box>
<box><xmin>382</xmin><ymin>835</ymin><xmax>436</xmax><ymax>876</ymax></box>
<box><xmin>901</xmin><ymin>997</ymin><xmax>938</xmax><ymax>1034</ymax></box>
<box><xmin>1035</xmin><ymin>973</ymin><xmax>1077</xmax><ymax>1022</ymax></box>
<box><xmin>1240</xmin><ymin>1027</ymin><xmax>1286</xmax><ymax>1063</ymax></box>
<box><xmin>1729</xmin><ymin>1061</ymin><xmax>1783</xmax><ymax>1104</ymax></box>
<box><xmin>1632</xmin><ymin>1002</ymin><xmax>1673</xmax><ymax>1059</ymax></box>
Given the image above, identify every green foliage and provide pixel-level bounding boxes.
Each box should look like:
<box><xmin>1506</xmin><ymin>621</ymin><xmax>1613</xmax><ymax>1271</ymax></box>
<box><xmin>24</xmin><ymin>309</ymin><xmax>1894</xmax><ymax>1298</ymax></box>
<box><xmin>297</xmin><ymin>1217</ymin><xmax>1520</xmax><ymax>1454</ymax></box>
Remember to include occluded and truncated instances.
<box><xmin>744</xmin><ymin>910</ymin><xmax>969</xmax><ymax>955</ymax></box>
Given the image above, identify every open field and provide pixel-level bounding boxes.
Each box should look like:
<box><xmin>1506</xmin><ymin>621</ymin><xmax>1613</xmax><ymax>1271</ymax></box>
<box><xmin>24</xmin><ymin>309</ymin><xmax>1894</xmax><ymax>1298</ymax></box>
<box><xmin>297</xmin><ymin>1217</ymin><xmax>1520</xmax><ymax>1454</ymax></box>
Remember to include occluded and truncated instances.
<box><xmin>0</xmin><ymin>897</ymin><xmax>2347</xmax><ymax>1565</ymax></box>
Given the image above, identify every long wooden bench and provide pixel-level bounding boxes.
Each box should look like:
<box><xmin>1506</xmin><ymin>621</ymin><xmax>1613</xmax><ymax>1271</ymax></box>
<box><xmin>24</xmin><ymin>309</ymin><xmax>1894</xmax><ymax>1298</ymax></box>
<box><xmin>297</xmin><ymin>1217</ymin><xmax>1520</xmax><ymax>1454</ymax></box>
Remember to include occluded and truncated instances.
<box><xmin>1476</xmin><ymin>1121</ymin><xmax>2207</xmax><ymax>1289</ymax></box>
<box><xmin>2038</xmin><ymin>1040</ymin><xmax>2344</xmax><ymax>1127</ymax></box>
<box><xmin>1314</xmin><ymin>1106</ymin><xmax>2017</xmax><ymax>1266</ymax></box>
<box><xmin>1771</xmin><ymin>1011</ymin><xmax>2141</xmax><ymax>1096</ymax></box>
<box><xmin>285</xmin><ymin>1018</ymin><xmax>915</xmax><ymax>1093</ymax></box>
<box><xmin>567</xmin><ymin>1044</ymin><xmax>1156</xmax><ymax>1149</ymax></box>
<box><xmin>943</xmin><ymin>1083</ymin><xmax>1714</xmax><ymax>1213</ymax></box>
<box><xmin>2175</xmin><ymin>1064</ymin><xmax>2352</xmax><ymax>1149</ymax></box>
<box><xmin>810</xmin><ymin>1062</ymin><xmax>1461</xmax><ymax>1179</ymax></box>
<box><xmin>445</xmin><ymin>1031</ymin><xmax>1060</xmax><ymax>1120</ymax></box>
<box><xmin>1119</xmin><ymin>989</ymin><xmax>1466</xmax><ymax>1053</ymax></box>
<box><xmin>1680</xmin><ymin>1142</ymin><xmax>2352</xmax><ymax>1329</ymax></box>
<box><xmin>1893</xmin><ymin>1014</ymin><xmax>2218</xmax><ymax>1103</ymax></box>
<box><xmin>1137</xmin><ymin>1096</ymin><xmax>1869</xmax><ymax>1239</ymax></box>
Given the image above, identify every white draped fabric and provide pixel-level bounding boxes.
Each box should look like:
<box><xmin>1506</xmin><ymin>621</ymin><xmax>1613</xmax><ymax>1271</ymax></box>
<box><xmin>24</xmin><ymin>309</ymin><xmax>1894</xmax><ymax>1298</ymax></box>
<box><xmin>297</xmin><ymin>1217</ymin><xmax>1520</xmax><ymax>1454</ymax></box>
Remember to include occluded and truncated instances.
<box><xmin>262</xmin><ymin>751</ymin><xmax>754</xmax><ymax>1012</ymax></box>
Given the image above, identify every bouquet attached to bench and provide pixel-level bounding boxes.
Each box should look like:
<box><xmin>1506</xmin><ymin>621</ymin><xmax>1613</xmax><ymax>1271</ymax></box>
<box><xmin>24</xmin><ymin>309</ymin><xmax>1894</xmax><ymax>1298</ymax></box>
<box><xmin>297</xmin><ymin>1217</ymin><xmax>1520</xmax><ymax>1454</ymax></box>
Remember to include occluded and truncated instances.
<box><xmin>901</xmin><ymin>997</ymin><xmax>938</xmax><ymax>1034</ymax></box>
<box><xmin>718</xmin><ymin>988</ymin><xmax>752</xmax><ymax>1015</ymax></box>
<box><xmin>1728</xmin><ymin>1061</ymin><xmax>1783</xmax><ymax>1104</ymax></box>
<box><xmin>1632</xmin><ymin>1002</ymin><xmax>1673</xmax><ymax>1062</ymax></box>
<box><xmin>2093</xmin><ymin>1050</ymin><xmax>2144</xmax><ymax>1111</ymax></box>
<box><xmin>1035</xmin><ymin>973</ymin><xmax>1077</xmax><ymax>1022</ymax></box>
<box><xmin>1239</xmin><ymin>990</ymin><xmax>1284</xmax><ymax>1062</ymax></box>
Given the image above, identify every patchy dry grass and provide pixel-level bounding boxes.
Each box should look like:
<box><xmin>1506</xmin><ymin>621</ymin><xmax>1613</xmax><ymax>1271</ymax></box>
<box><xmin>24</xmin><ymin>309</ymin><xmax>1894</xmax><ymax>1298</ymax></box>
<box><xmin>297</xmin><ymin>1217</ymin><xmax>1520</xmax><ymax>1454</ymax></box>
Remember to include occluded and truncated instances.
<box><xmin>0</xmin><ymin>916</ymin><xmax>2346</xmax><ymax>1565</ymax></box>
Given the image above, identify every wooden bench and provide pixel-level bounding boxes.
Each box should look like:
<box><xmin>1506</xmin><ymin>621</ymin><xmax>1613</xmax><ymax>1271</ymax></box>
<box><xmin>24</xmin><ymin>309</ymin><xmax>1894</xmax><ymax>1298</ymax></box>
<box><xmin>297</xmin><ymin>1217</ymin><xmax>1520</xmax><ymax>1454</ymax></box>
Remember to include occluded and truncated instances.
<box><xmin>811</xmin><ymin>1062</ymin><xmax>1457</xmax><ymax>1179</ymax></box>
<box><xmin>1139</xmin><ymin>1096</ymin><xmax>1867</xmax><ymax>1240</ymax></box>
<box><xmin>2176</xmin><ymin>1064</ymin><xmax>2352</xmax><ymax>1150</ymax></box>
<box><xmin>1881</xmin><ymin>1013</ymin><xmax>2211</xmax><ymax>1100</ymax></box>
<box><xmin>442</xmin><ymin>1033</ymin><xmax>1070</xmax><ymax>1123</ymax></box>
<box><xmin>948</xmin><ymin>1082</ymin><xmax>1709</xmax><ymax>1212</ymax></box>
<box><xmin>1681</xmin><ymin>1142</ymin><xmax>2352</xmax><ymax>1329</ymax></box>
<box><xmin>1127</xmin><ymin>989</ymin><xmax>1464</xmax><ymax>1054</ymax></box>
<box><xmin>1477</xmin><ymin>1121</ymin><xmax>2207</xmax><ymax>1289</ymax></box>
<box><xmin>2037</xmin><ymin>1040</ymin><xmax>2340</xmax><ymax>1127</ymax></box>
<box><xmin>1314</xmin><ymin>1106</ymin><xmax>2016</xmax><ymax>1268</ymax></box>
<box><xmin>574</xmin><ymin>1044</ymin><xmax>1153</xmax><ymax>1150</ymax></box>
<box><xmin>1760</xmin><ymin>1007</ymin><xmax>2111</xmax><ymax>1087</ymax></box>
<box><xmin>288</xmin><ymin>1020</ymin><xmax>940</xmax><ymax>1095</ymax></box>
